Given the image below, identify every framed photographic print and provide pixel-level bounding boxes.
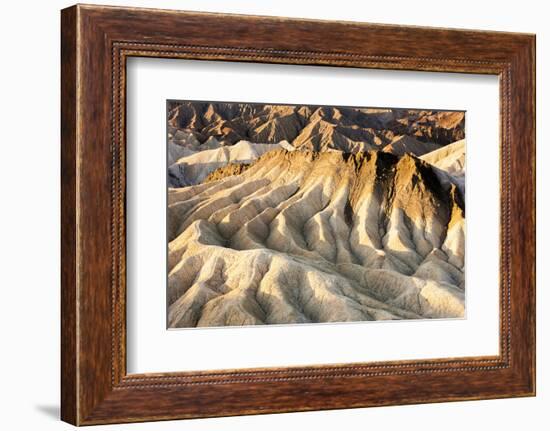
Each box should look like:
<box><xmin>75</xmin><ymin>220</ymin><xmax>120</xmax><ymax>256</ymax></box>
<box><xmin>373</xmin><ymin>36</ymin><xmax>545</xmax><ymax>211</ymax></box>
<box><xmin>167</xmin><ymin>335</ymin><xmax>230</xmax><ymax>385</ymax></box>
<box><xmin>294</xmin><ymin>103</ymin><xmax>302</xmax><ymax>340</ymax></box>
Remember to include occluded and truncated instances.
<box><xmin>61</xmin><ymin>4</ymin><xmax>536</xmax><ymax>425</ymax></box>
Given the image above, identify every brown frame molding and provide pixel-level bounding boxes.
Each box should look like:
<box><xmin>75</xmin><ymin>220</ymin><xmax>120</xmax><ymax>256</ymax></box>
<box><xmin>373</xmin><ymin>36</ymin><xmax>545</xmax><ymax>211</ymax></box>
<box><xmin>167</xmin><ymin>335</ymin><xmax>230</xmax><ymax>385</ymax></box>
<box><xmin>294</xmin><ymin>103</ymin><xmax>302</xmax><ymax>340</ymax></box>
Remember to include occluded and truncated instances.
<box><xmin>61</xmin><ymin>4</ymin><xmax>536</xmax><ymax>425</ymax></box>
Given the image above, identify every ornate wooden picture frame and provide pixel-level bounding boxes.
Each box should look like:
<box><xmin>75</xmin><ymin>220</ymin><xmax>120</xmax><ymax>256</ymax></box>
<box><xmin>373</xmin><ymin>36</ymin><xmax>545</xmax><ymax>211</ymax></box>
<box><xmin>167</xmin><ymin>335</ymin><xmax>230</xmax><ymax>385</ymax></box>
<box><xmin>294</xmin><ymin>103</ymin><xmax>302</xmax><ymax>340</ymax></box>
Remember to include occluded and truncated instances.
<box><xmin>61</xmin><ymin>4</ymin><xmax>535</xmax><ymax>425</ymax></box>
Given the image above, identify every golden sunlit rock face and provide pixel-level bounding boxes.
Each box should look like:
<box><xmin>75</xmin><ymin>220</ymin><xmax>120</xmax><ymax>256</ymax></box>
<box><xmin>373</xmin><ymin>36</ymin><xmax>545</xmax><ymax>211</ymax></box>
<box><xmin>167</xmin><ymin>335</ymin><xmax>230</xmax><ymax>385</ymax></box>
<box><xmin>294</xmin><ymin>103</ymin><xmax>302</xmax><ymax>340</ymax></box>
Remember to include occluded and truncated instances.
<box><xmin>166</xmin><ymin>102</ymin><xmax>465</xmax><ymax>328</ymax></box>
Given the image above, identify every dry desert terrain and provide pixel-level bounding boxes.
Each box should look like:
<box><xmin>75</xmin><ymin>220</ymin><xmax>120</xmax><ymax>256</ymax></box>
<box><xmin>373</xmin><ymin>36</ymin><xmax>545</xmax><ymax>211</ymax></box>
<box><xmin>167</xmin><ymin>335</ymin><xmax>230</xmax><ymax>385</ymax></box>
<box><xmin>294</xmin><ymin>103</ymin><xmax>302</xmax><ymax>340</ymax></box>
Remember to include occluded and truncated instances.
<box><xmin>166</xmin><ymin>102</ymin><xmax>466</xmax><ymax>328</ymax></box>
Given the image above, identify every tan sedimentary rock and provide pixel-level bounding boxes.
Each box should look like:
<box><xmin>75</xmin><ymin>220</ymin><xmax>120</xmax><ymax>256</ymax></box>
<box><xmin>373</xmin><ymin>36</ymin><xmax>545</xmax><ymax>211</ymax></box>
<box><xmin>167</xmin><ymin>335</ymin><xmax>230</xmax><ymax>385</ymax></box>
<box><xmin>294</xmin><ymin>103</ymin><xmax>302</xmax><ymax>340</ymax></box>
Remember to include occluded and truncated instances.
<box><xmin>167</xmin><ymin>149</ymin><xmax>465</xmax><ymax>328</ymax></box>
<box><xmin>382</xmin><ymin>135</ymin><xmax>441</xmax><ymax>157</ymax></box>
<box><xmin>420</xmin><ymin>139</ymin><xmax>465</xmax><ymax>197</ymax></box>
<box><xmin>167</xmin><ymin>140</ymin><xmax>285</xmax><ymax>186</ymax></box>
<box><xmin>204</xmin><ymin>162</ymin><xmax>251</xmax><ymax>183</ymax></box>
<box><xmin>420</xmin><ymin>139</ymin><xmax>465</xmax><ymax>177</ymax></box>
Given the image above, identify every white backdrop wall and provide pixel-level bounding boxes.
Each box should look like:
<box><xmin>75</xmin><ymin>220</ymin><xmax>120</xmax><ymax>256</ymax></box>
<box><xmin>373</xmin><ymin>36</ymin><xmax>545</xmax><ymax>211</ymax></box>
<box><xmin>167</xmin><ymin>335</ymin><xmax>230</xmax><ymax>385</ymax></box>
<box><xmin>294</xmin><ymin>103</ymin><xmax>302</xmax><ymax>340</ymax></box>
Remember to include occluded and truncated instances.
<box><xmin>0</xmin><ymin>1</ymin><xmax>546</xmax><ymax>430</ymax></box>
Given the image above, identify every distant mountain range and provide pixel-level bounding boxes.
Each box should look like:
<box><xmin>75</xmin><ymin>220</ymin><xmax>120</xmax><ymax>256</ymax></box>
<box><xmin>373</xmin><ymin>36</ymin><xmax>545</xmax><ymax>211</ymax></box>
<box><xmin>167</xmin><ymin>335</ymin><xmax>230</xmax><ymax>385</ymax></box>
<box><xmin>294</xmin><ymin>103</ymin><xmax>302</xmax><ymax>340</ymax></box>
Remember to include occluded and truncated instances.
<box><xmin>168</xmin><ymin>101</ymin><xmax>465</xmax><ymax>153</ymax></box>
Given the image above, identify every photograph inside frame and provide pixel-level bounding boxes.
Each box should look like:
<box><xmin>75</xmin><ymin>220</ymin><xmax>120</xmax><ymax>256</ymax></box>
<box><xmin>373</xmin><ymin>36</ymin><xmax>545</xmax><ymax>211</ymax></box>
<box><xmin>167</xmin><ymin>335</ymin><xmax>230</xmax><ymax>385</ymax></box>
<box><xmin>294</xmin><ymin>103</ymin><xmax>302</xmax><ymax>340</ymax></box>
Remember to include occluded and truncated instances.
<box><xmin>166</xmin><ymin>101</ymin><xmax>466</xmax><ymax>329</ymax></box>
